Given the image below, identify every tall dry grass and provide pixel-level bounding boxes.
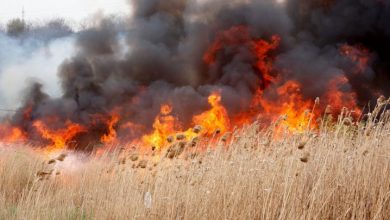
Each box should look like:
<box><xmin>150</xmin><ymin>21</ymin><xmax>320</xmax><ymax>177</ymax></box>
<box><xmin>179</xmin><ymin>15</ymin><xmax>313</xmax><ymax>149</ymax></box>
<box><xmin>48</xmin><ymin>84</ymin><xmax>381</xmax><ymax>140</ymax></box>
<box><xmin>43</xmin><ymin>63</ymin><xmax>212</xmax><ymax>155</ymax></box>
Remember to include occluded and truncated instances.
<box><xmin>0</xmin><ymin>104</ymin><xmax>390</xmax><ymax>220</ymax></box>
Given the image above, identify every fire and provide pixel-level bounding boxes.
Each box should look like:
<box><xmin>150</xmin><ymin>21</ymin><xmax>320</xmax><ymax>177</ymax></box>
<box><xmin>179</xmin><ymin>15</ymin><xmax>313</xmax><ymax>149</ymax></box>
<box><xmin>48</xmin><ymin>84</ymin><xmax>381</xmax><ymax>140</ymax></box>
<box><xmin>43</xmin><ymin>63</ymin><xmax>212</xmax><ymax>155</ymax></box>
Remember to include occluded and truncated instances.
<box><xmin>207</xmin><ymin>26</ymin><xmax>312</xmax><ymax>131</ymax></box>
<box><xmin>142</xmin><ymin>104</ymin><xmax>177</xmax><ymax>150</ymax></box>
<box><xmin>0</xmin><ymin>25</ymin><xmax>367</xmax><ymax>153</ymax></box>
<box><xmin>33</xmin><ymin>120</ymin><xmax>87</xmax><ymax>152</ymax></box>
<box><xmin>340</xmin><ymin>44</ymin><xmax>371</xmax><ymax>74</ymax></box>
<box><xmin>193</xmin><ymin>92</ymin><xmax>230</xmax><ymax>135</ymax></box>
<box><xmin>203</xmin><ymin>25</ymin><xmax>280</xmax><ymax>89</ymax></box>
<box><xmin>100</xmin><ymin>113</ymin><xmax>120</xmax><ymax>144</ymax></box>
<box><xmin>142</xmin><ymin>92</ymin><xmax>230</xmax><ymax>149</ymax></box>
<box><xmin>322</xmin><ymin>75</ymin><xmax>361</xmax><ymax>116</ymax></box>
<box><xmin>269</xmin><ymin>81</ymin><xmax>315</xmax><ymax>131</ymax></box>
<box><xmin>203</xmin><ymin>26</ymin><xmax>249</xmax><ymax>64</ymax></box>
<box><xmin>252</xmin><ymin>35</ymin><xmax>281</xmax><ymax>87</ymax></box>
<box><xmin>250</xmin><ymin>81</ymin><xmax>315</xmax><ymax>132</ymax></box>
<box><xmin>250</xmin><ymin>35</ymin><xmax>315</xmax><ymax>131</ymax></box>
<box><xmin>0</xmin><ymin>125</ymin><xmax>26</xmax><ymax>143</ymax></box>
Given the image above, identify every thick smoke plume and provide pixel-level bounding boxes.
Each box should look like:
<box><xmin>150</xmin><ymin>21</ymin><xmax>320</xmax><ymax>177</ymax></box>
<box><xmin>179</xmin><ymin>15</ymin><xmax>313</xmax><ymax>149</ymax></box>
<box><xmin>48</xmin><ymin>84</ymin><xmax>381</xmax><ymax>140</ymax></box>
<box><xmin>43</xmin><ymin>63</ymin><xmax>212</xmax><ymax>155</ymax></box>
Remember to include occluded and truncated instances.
<box><xmin>0</xmin><ymin>20</ymin><xmax>74</xmax><ymax>111</ymax></box>
<box><xmin>1</xmin><ymin>0</ymin><xmax>389</xmax><ymax>151</ymax></box>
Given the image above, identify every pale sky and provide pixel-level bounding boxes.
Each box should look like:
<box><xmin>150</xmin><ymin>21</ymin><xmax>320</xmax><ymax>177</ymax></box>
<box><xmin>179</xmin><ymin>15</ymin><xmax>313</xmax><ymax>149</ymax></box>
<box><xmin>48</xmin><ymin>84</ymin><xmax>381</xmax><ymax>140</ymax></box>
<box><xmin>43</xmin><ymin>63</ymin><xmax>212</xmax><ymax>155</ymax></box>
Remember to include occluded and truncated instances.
<box><xmin>0</xmin><ymin>0</ymin><xmax>130</xmax><ymax>24</ymax></box>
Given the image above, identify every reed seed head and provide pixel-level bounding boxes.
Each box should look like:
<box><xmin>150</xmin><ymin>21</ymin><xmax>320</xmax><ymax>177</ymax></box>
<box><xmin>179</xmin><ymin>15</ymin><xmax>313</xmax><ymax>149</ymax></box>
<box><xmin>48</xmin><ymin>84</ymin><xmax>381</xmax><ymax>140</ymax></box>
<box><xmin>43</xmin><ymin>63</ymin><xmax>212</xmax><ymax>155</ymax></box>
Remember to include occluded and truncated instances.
<box><xmin>167</xmin><ymin>136</ymin><xmax>174</xmax><ymax>143</ymax></box>
<box><xmin>176</xmin><ymin>133</ymin><xmax>186</xmax><ymax>141</ymax></box>
<box><xmin>193</xmin><ymin>125</ymin><xmax>202</xmax><ymax>134</ymax></box>
<box><xmin>56</xmin><ymin>153</ymin><xmax>67</xmax><ymax>162</ymax></box>
<box><xmin>138</xmin><ymin>160</ymin><xmax>148</xmax><ymax>169</ymax></box>
<box><xmin>300</xmin><ymin>152</ymin><xmax>310</xmax><ymax>163</ymax></box>
<box><xmin>130</xmin><ymin>154</ymin><xmax>139</xmax><ymax>162</ymax></box>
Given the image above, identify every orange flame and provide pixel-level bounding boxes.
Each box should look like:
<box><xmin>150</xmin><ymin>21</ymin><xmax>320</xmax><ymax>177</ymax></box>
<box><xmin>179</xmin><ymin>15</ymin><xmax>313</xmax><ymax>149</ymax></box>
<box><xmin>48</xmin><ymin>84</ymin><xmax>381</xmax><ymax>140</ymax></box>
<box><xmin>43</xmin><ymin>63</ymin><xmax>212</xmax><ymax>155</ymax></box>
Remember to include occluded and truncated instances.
<box><xmin>203</xmin><ymin>26</ymin><xmax>250</xmax><ymax>64</ymax></box>
<box><xmin>322</xmin><ymin>75</ymin><xmax>361</xmax><ymax>116</ymax></box>
<box><xmin>101</xmin><ymin>113</ymin><xmax>120</xmax><ymax>144</ymax></box>
<box><xmin>0</xmin><ymin>26</ymin><xmax>366</xmax><ymax>153</ymax></box>
<box><xmin>340</xmin><ymin>44</ymin><xmax>371</xmax><ymax>74</ymax></box>
<box><xmin>141</xmin><ymin>92</ymin><xmax>230</xmax><ymax>149</ymax></box>
<box><xmin>193</xmin><ymin>92</ymin><xmax>230</xmax><ymax>135</ymax></box>
<box><xmin>254</xmin><ymin>81</ymin><xmax>315</xmax><ymax>132</ymax></box>
<box><xmin>33</xmin><ymin>120</ymin><xmax>87</xmax><ymax>152</ymax></box>
<box><xmin>142</xmin><ymin>104</ymin><xmax>177</xmax><ymax>149</ymax></box>
<box><xmin>0</xmin><ymin>125</ymin><xmax>26</xmax><ymax>143</ymax></box>
<box><xmin>252</xmin><ymin>35</ymin><xmax>281</xmax><ymax>87</ymax></box>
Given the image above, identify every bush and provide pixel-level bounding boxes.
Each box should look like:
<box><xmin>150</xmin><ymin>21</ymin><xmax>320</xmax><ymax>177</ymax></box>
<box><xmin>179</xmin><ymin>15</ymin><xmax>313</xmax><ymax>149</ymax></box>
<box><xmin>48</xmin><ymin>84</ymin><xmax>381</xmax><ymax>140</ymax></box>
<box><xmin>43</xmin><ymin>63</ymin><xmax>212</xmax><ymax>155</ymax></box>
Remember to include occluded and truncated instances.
<box><xmin>6</xmin><ymin>19</ymin><xmax>28</xmax><ymax>37</ymax></box>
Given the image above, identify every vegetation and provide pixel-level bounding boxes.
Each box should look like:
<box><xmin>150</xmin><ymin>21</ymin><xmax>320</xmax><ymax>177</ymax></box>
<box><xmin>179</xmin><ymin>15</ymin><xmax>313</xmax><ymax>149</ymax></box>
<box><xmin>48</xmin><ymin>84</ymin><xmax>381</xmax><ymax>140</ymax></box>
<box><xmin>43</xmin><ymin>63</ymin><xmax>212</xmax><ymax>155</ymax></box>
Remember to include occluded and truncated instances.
<box><xmin>0</xmin><ymin>103</ymin><xmax>389</xmax><ymax>219</ymax></box>
<box><xmin>3</xmin><ymin>18</ymin><xmax>73</xmax><ymax>41</ymax></box>
<box><xmin>6</xmin><ymin>18</ymin><xmax>28</xmax><ymax>37</ymax></box>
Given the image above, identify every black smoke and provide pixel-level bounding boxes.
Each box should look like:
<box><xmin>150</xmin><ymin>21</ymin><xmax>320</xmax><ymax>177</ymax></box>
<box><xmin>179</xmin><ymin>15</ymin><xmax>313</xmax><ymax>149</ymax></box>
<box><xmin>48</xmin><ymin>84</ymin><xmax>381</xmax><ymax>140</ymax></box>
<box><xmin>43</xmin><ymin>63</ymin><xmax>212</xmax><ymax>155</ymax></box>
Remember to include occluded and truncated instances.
<box><xmin>3</xmin><ymin>0</ymin><xmax>390</xmax><ymax>150</ymax></box>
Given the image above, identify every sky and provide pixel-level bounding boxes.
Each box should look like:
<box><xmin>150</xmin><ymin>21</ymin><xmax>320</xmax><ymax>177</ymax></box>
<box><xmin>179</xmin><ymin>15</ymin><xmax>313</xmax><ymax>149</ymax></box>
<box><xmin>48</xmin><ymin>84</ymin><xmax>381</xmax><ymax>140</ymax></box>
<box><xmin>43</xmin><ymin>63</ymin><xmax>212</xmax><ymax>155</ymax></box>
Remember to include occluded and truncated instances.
<box><xmin>0</xmin><ymin>0</ymin><xmax>130</xmax><ymax>24</ymax></box>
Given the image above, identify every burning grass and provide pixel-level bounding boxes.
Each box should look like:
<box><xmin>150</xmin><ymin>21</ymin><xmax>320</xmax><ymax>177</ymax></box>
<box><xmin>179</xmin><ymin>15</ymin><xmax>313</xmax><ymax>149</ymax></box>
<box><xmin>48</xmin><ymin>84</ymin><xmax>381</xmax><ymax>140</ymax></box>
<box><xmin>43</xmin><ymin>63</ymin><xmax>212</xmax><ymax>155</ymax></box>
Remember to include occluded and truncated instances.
<box><xmin>0</xmin><ymin>103</ymin><xmax>389</xmax><ymax>219</ymax></box>
<box><xmin>0</xmin><ymin>24</ymin><xmax>375</xmax><ymax>154</ymax></box>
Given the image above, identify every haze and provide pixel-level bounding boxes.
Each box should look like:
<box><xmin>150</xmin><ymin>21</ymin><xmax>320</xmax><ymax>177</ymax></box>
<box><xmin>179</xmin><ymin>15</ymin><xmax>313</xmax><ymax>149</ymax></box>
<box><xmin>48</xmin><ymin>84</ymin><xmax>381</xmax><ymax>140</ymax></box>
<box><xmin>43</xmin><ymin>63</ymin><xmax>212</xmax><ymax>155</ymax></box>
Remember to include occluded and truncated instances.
<box><xmin>0</xmin><ymin>0</ymin><xmax>130</xmax><ymax>23</ymax></box>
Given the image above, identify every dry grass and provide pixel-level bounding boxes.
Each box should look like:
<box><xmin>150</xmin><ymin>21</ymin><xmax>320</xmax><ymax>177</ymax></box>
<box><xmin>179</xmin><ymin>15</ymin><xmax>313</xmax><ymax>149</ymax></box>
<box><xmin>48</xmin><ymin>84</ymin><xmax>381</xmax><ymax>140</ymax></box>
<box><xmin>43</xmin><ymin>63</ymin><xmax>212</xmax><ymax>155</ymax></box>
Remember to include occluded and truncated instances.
<box><xmin>1</xmin><ymin>107</ymin><xmax>390</xmax><ymax>220</ymax></box>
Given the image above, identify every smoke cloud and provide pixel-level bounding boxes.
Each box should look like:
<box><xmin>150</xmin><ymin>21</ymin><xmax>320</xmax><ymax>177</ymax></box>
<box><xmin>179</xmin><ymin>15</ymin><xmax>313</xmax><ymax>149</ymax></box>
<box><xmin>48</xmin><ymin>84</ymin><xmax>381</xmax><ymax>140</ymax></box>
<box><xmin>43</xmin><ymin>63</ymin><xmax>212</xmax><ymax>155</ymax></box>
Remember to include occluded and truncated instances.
<box><xmin>1</xmin><ymin>0</ymin><xmax>389</xmax><ymax>150</ymax></box>
<box><xmin>0</xmin><ymin>32</ymin><xmax>75</xmax><ymax>111</ymax></box>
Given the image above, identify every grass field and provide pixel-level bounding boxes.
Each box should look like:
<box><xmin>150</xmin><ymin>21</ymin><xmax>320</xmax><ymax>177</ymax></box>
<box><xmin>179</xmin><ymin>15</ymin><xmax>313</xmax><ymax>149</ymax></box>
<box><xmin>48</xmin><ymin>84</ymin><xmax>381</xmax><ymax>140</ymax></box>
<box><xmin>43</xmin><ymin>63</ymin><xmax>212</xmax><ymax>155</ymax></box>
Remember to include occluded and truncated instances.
<box><xmin>1</xmin><ymin>106</ymin><xmax>390</xmax><ymax>220</ymax></box>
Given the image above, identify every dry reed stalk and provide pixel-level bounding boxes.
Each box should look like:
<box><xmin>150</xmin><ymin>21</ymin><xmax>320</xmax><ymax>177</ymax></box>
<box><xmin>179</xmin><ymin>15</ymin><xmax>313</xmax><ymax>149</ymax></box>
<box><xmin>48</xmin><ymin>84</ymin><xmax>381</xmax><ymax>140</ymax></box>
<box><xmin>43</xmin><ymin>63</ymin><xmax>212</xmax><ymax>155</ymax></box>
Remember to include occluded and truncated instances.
<box><xmin>0</xmin><ymin>98</ymin><xmax>389</xmax><ymax>219</ymax></box>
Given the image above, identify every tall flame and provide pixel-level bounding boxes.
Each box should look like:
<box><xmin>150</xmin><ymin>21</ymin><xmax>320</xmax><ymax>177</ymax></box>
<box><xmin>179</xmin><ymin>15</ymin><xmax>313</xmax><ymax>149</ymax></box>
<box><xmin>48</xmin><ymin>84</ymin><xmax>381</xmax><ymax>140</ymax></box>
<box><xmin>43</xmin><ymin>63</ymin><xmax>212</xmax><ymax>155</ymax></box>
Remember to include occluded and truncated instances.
<box><xmin>252</xmin><ymin>35</ymin><xmax>281</xmax><ymax>87</ymax></box>
<box><xmin>193</xmin><ymin>92</ymin><xmax>230</xmax><ymax>135</ymax></box>
<box><xmin>257</xmin><ymin>81</ymin><xmax>315</xmax><ymax>132</ymax></box>
<box><xmin>141</xmin><ymin>92</ymin><xmax>230</xmax><ymax>149</ymax></box>
<box><xmin>142</xmin><ymin>104</ymin><xmax>177</xmax><ymax>150</ymax></box>
<box><xmin>100</xmin><ymin>113</ymin><xmax>120</xmax><ymax>144</ymax></box>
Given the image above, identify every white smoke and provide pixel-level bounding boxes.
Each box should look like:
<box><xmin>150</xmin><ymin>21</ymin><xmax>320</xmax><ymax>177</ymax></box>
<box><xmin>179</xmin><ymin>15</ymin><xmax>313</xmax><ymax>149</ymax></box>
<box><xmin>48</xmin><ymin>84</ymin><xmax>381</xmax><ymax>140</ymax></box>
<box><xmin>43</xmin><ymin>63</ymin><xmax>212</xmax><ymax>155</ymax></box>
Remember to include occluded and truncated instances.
<box><xmin>0</xmin><ymin>34</ymin><xmax>75</xmax><ymax>111</ymax></box>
